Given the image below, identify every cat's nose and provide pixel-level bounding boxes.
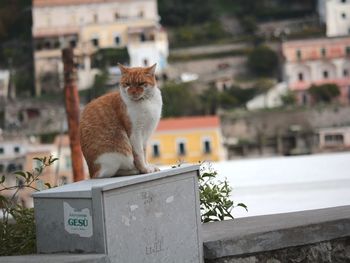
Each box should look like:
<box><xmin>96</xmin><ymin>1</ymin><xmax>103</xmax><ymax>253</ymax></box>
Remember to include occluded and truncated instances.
<box><xmin>128</xmin><ymin>87</ymin><xmax>143</xmax><ymax>95</ymax></box>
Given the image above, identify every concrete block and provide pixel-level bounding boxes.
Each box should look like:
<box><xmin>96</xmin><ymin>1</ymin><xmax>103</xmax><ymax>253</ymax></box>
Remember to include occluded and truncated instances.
<box><xmin>0</xmin><ymin>254</ymin><xmax>109</xmax><ymax>263</ymax></box>
<box><xmin>33</xmin><ymin>165</ymin><xmax>203</xmax><ymax>263</ymax></box>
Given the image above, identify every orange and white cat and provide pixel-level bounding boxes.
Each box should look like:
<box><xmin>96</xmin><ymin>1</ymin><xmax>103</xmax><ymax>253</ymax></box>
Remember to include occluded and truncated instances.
<box><xmin>79</xmin><ymin>64</ymin><xmax>162</xmax><ymax>178</ymax></box>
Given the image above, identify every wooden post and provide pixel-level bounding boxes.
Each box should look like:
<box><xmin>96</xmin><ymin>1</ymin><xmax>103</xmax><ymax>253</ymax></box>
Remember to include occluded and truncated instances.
<box><xmin>62</xmin><ymin>48</ymin><xmax>85</xmax><ymax>182</ymax></box>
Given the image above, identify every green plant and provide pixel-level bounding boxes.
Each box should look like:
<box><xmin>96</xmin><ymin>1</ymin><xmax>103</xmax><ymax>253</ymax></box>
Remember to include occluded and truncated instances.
<box><xmin>308</xmin><ymin>83</ymin><xmax>340</xmax><ymax>103</ymax></box>
<box><xmin>161</xmin><ymin>81</ymin><xmax>202</xmax><ymax>117</ymax></box>
<box><xmin>280</xmin><ymin>91</ymin><xmax>296</xmax><ymax>107</ymax></box>
<box><xmin>247</xmin><ymin>46</ymin><xmax>279</xmax><ymax>77</ymax></box>
<box><xmin>198</xmin><ymin>162</ymin><xmax>247</xmax><ymax>223</ymax></box>
<box><xmin>0</xmin><ymin>156</ymin><xmax>57</xmax><ymax>256</ymax></box>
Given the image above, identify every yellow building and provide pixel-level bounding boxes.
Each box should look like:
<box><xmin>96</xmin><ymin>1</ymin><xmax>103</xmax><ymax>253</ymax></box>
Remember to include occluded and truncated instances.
<box><xmin>147</xmin><ymin>116</ymin><xmax>226</xmax><ymax>166</ymax></box>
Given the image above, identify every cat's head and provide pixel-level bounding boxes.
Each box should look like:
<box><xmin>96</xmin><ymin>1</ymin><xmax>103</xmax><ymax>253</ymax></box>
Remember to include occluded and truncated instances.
<box><xmin>118</xmin><ymin>64</ymin><xmax>157</xmax><ymax>101</ymax></box>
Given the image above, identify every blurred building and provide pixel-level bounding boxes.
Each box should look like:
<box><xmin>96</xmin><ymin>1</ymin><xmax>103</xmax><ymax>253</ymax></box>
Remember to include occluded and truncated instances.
<box><xmin>32</xmin><ymin>0</ymin><xmax>168</xmax><ymax>95</ymax></box>
<box><xmin>318</xmin><ymin>0</ymin><xmax>350</xmax><ymax>37</ymax></box>
<box><xmin>147</xmin><ymin>116</ymin><xmax>226</xmax><ymax>166</ymax></box>
<box><xmin>0</xmin><ymin>140</ymin><xmax>27</xmax><ymax>178</ymax></box>
<box><xmin>282</xmin><ymin>36</ymin><xmax>350</xmax><ymax>105</ymax></box>
<box><xmin>52</xmin><ymin>134</ymin><xmax>89</xmax><ymax>184</ymax></box>
<box><xmin>0</xmin><ymin>136</ymin><xmax>81</xmax><ymax>208</ymax></box>
<box><xmin>318</xmin><ymin>126</ymin><xmax>350</xmax><ymax>150</ymax></box>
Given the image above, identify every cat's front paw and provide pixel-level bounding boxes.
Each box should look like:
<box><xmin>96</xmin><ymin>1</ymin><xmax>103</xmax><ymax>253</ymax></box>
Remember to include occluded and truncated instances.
<box><xmin>145</xmin><ymin>164</ymin><xmax>160</xmax><ymax>174</ymax></box>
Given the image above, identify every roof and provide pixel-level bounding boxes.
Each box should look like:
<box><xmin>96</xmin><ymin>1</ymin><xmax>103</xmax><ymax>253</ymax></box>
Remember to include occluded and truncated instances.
<box><xmin>282</xmin><ymin>35</ymin><xmax>350</xmax><ymax>48</ymax></box>
<box><xmin>156</xmin><ymin>116</ymin><xmax>220</xmax><ymax>132</ymax></box>
<box><xmin>33</xmin><ymin>0</ymin><xmax>141</xmax><ymax>7</ymax></box>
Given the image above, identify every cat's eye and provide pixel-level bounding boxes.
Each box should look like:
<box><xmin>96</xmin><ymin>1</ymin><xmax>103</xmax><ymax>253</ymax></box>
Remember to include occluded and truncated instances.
<box><xmin>123</xmin><ymin>83</ymin><xmax>130</xmax><ymax>87</ymax></box>
<box><xmin>139</xmin><ymin>82</ymin><xmax>147</xmax><ymax>87</ymax></box>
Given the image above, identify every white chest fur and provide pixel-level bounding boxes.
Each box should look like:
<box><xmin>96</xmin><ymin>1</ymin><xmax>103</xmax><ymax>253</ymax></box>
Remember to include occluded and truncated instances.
<box><xmin>123</xmin><ymin>87</ymin><xmax>162</xmax><ymax>142</ymax></box>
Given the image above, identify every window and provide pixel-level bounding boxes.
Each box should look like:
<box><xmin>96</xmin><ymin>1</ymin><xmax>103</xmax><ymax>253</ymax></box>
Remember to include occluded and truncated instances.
<box><xmin>325</xmin><ymin>134</ymin><xmax>344</xmax><ymax>145</ymax></box>
<box><xmin>44</xmin><ymin>41</ymin><xmax>51</xmax><ymax>49</ymax></box>
<box><xmin>115</xmin><ymin>12</ymin><xmax>120</xmax><ymax>20</ymax></box>
<box><xmin>140</xmin><ymin>33</ymin><xmax>146</xmax><ymax>42</ymax></box>
<box><xmin>139</xmin><ymin>10</ymin><xmax>144</xmax><ymax>18</ymax></box>
<box><xmin>7</xmin><ymin>163</ymin><xmax>16</xmax><ymax>173</ymax></box>
<box><xmin>298</xmin><ymin>72</ymin><xmax>304</xmax><ymax>81</ymax></box>
<box><xmin>93</xmin><ymin>14</ymin><xmax>98</xmax><ymax>23</ymax></box>
<box><xmin>114</xmin><ymin>35</ymin><xmax>121</xmax><ymax>46</ymax></box>
<box><xmin>17</xmin><ymin>178</ymin><xmax>24</xmax><ymax>189</ymax></box>
<box><xmin>341</xmin><ymin>13</ymin><xmax>347</xmax><ymax>19</ymax></box>
<box><xmin>203</xmin><ymin>139</ymin><xmax>212</xmax><ymax>154</ymax></box>
<box><xmin>348</xmin><ymin>86</ymin><xmax>350</xmax><ymax>102</ymax></box>
<box><xmin>0</xmin><ymin>164</ymin><xmax>4</xmax><ymax>173</ymax></box>
<box><xmin>54</xmin><ymin>41</ymin><xmax>60</xmax><ymax>49</ymax></box>
<box><xmin>0</xmin><ymin>147</ymin><xmax>4</xmax><ymax>154</ymax></box>
<box><xmin>152</xmin><ymin>143</ymin><xmax>160</xmax><ymax>158</ymax></box>
<box><xmin>302</xmin><ymin>93</ymin><xmax>308</xmax><ymax>105</ymax></box>
<box><xmin>296</xmin><ymin>49</ymin><xmax>302</xmax><ymax>60</ymax></box>
<box><xmin>321</xmin><ymin>48</ymin><xmax>326</xmax><ymax>58</ymax></box>
<box><xmin>344</xmin><ymin>69</ymin><xmax>349</xmax><ymax>77</ymax></box>
<box><xmin>143</xmin><ymin>59</ymin><xmax>149</xmax><ymax>66</ymax></box>
<box><xmin>70</xmin><ymin>39</ymin><xmax>76</xmax><ymax>48</ymax></box>
<box><xmin>346</xmin><ymin>46</ymin><xmax>350</xmax><ymax>56</ymax></box>
<box><xmin>177</xmin><ymin>141</ymin><xmax>186</xmax><ymax>156</ymax></box>
<box><xmin>91</xmin><ymin>38</ymin><xmax>99</xmax><ymax>47</ymax></box>
<box><xmin>323</xmin><ymin>70</ymin><xmax>329</xmax><ymax>79</ymax></box>
<box><xmin>341</xmin><ymin>0</ymin><xmax>347</xmax><ymax>3</ymax></box>
<box><xmin>14</xmin><ymin>146</ymin><xmax>20</xmax><ymax>154</ymax></box>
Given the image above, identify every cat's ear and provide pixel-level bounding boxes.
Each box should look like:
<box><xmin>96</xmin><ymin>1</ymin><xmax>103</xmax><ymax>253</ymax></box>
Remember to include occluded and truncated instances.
<box><xmin>118</xmin><ymin>63</ymin><xmax>128</xmax><ymax>75</ymax></box>
<box><xmin>146</xmin><ymin>63</ymin><xmax>157</xmax><ymax>76</ymax></box>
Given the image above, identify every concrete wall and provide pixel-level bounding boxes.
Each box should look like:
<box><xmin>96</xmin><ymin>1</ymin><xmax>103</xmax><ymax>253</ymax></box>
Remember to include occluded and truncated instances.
<box><xmin>206</xmin><ymin>237</ymin><xmax>350</xmax><ymax>263</ymax></box>
<box><xmin>221</xmin><ymin>105</ymin><xmax>350</xmax><ymax>157</ymax></box>
<box><xmin>1</xmin><ymin>206</ymin><xmax>349</xmax><ymax>262</ymax></box>
<box><xmin>203</xmin><ymin>206</ymin><xmax>350</xmax><ymax>263</ymax></box>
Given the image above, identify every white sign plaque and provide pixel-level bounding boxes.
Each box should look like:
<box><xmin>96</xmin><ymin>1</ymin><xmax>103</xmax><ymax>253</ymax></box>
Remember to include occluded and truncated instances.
<box><xmin>63</xmin><ymin>202</ymin><xmax>93</xmax><ymax>238</ymax></box>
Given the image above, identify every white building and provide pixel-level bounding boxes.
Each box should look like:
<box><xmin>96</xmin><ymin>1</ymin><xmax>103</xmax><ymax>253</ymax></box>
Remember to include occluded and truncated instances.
<box><xmin>246</xmin><ymin>82</ymin><xmax>288</xmax><ymax>110</ymax></box>
<box><xmin>32</xmin><ymin>0</ymin><xmax>168</xmax><ymax>95</ymax></box>
<box><xmin>0</xmin><ymin>140</ymin><xmax>27</xmax><ymax>174</ymax></box>
<box><xmin>127</xmin><ymin>27</ymin><xmax>168</xmax><ymax>70</ymax></box>
<box><xmin>318</xmin><ymin>0</ymin><xmax>350</xmax><ymax>37</ymax></box>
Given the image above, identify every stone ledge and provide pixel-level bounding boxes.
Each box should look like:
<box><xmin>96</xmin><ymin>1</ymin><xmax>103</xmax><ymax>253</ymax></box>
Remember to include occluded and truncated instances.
<box><xmin>0</xmin><ymin>254</ymin><xmax>108</xmax><ymax>263</ymax></box>
<box><xmin>203</xmin><ymin>206</ymin><xmax>350</xmax><ymax>259</ymax></box>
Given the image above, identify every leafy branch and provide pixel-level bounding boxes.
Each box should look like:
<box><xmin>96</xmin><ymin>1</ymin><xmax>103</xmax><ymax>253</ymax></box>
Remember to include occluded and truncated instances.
<box><xmin>0</xmin><ymin>156</ymin><xmax>58</xmax><ymax>256</ymax></box>
<box><xmin>199</xmin><ymin>162</ymin><xmax>247</xmax><ymax>223</ymax></box>
<box><xmin>173</xmin><ymin>161</ymin><xmax>248</xmax><ymax>223</ymax></box>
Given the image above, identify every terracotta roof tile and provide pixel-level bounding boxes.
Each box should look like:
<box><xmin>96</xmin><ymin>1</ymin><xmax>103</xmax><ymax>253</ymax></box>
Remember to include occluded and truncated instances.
<box><xmin>156</xmin><ymin>116</ymin><xmax>220</xmax><ymax>132</ymax></box>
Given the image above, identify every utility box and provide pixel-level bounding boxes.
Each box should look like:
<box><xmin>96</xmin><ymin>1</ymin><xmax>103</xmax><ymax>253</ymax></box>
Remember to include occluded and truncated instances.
<box><xmin>33</xmin><ymin>165</ymin><xmax>203</xmax><ymax>263</ymax></box>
